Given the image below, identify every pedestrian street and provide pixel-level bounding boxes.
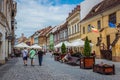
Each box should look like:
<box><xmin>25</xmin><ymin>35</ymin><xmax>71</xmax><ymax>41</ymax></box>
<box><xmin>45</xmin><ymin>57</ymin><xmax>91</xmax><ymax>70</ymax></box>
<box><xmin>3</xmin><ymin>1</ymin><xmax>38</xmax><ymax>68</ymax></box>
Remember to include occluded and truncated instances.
<box><xmin>0</xmin><ymin>53</ymin><xmax>120</xmax><ymax>80</ymax></box>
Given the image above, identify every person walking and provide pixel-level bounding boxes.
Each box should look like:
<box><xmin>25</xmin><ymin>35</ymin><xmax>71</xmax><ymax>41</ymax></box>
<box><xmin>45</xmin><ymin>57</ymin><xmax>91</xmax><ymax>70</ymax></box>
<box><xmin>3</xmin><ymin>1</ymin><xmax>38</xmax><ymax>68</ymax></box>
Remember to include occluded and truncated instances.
<box><xmin>21</xmin><ymin>47</ymin><xmax>28</xmax><ymax>66</ymax></box>
<box><xmin>37</xmin><ymin>49</ymin><xmax>44</xmax><ymax>66</ymax></box>
<box><xmin>29</xmin><ymin>48</ymin><xmax>36</xmax><ymax>66</ymax></box>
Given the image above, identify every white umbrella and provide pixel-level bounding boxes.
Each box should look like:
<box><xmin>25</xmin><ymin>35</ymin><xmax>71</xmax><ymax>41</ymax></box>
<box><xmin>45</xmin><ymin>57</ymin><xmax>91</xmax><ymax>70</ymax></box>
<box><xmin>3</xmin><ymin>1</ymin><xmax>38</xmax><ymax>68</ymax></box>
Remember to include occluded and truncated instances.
<box><xmin>14</xmin><ymin>42</ymin><xmax>30</xmax><ymax>48</ymax></box>
<box><xmin>71</xmin><ymin>39</ymin><xmax>93</xmax><ymax>47</ymax></box>
<box><xmin>54</xmin><ymin>41</ymin><xmax>72</xmax><ymax>48</ymax></box>
<box><xmin>30</xmin><ymin>44</ymin><xmax>42</xmax><ymax>49</ymax></box>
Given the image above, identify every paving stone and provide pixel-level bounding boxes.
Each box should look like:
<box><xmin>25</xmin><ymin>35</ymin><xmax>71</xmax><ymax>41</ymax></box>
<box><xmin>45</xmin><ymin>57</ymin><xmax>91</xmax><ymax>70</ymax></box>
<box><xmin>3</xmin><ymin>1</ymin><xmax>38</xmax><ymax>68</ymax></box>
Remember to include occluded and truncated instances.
<box><xmin>0</xmin><ymin>53</ymin><xmax>120</xmax><ymax>80</ymax></box>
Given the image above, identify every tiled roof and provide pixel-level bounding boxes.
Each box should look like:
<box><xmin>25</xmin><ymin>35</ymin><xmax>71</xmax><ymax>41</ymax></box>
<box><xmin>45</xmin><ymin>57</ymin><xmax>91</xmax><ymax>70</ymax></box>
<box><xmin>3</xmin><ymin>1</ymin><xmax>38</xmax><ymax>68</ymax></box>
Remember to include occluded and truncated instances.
<box><xmin>53</xmin><ymin>25</ymin><xmax>61</xmax><ymax>34</ymax></box>
<box><xmin>81</xmin><ymin>0</ymin><xmax>120</xmax><ymax>22</ymax></box>
<box><xmin>51</xmin><ymin>26</ymin><xmax>58</xmax><ymax>33</ymax></box>
<box><xmin>39</xmin><ymin>26</ymin><xmax>52</xmax><ymax>37</ymax></box>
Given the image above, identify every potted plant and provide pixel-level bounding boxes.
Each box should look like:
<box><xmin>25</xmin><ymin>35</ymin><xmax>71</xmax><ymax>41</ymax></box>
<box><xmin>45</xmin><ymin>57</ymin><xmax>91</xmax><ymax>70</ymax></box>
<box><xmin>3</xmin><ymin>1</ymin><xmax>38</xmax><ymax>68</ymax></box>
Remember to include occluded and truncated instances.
<box><xmin>60</xmin><ymin>43</ymin><xmax>67</xmax><ymax>60</ymax></box>
<box><xmin>80</xmin><ymin>37</ymin><xmax>95</xmax><ymax>69</ymax></box>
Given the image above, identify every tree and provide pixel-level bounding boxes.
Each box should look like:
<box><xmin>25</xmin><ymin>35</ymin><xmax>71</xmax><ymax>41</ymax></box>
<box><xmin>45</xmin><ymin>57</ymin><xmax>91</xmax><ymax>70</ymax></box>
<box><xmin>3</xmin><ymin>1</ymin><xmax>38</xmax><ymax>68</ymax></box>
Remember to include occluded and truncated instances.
<box><xmin>61</xmin><ymin>43</ymin><xmax>66</xmax><ymax>54</ymax></box>
<box><xmin>84</xmin><ymin>37</ymin><xmax>91</xmax><ymax>56</ymax></box>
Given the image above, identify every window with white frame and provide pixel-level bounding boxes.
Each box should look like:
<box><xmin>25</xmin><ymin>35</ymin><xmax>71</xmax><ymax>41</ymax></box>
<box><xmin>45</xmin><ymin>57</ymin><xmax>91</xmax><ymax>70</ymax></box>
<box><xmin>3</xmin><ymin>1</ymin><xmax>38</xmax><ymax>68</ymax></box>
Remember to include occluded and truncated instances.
<box><xmin>76</xmin><ymin>24</ymin><xmax>78</xmax><ymax>32</ymax></box>
<box><xmin>72</xmin><ymin>26</ymin><xmax>74</xmax><ymax>34</ymax></box>
<box><xmin>62</xmin><ymin>30</ymin><xmax>64</xmax><ymax>39</ymax></box>
<box><xmin>68</xmin><ymin>27</ymin><xmax>70</xmax><ymax>35</ymax></box>
<box><xmin>75</xmin><ymin>25</ymin><xmax>76</xmax><ymax>33</ymax></box>
<box><xmin>73</xmin><ymin>26</ymin><xmax>74</xmax><ymax>33</ymax></box>
<box><xmin>63</xmin><ymin>30</ymin><xmax>65</xmax><ymax>39</ymax></box>
<box><xmin>65</xmin><ymin>30</ymin><xmax>67</xmax><ymax>38</ymax></box>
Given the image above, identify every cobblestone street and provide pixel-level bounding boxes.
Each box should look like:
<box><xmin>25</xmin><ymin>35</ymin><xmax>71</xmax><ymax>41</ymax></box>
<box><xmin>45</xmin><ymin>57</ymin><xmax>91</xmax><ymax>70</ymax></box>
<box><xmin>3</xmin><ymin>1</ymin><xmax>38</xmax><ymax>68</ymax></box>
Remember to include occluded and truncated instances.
<box><xmin>0</xmin><ymin>53</ymin><xmax>120</xmax><ymax>80</ymax></box>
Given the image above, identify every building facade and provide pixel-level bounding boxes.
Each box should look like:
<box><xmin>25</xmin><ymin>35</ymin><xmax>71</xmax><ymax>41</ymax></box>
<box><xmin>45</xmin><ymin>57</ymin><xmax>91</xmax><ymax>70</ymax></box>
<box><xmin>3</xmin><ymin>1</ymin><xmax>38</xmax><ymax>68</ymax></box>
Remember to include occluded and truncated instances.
<box><xmin>38</xmin><ymin>26</ymin><xmax>52</xmax><ymax>51</ymax></box>
<box><xmin>53</xmin><ymin>25</ymin><xmax>60</xmax><ymax>46</ymax></box>
<box><xmin>59</xmin><ymin>22</ymin><xmax>68</xmax><ymax>42</ymax></box>
<box><xmin>28</xmin><ymin>34</ymin><xmax>34</xmax><ymax>46</ymax></box>
<box><xmin>0</xmin><ymin>0</ymin><xmax>17</xmax><ymax>64</ymax></box>
<box><xmin>80</xmin><ymin>0</ymin><xmax>120</xmax><ymax>61</ymax></box>
<box><xmin>66</xmin><ymin>5</ymin><xmax>81</xmax><ymax>42</ymax></box>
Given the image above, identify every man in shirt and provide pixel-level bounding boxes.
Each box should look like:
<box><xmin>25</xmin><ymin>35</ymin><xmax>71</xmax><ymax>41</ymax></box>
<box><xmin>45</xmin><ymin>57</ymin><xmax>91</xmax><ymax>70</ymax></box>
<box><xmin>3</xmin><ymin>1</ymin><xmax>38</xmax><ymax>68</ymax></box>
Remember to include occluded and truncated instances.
<box><xmin>21</xmin><ymin>47</ymin><xmax>28</xmax><ymax>66</ymax></box>
<box><xmin>37</xmin><ymin>49</ymin><xmax>44</xmax><ymax>66</ymax></box>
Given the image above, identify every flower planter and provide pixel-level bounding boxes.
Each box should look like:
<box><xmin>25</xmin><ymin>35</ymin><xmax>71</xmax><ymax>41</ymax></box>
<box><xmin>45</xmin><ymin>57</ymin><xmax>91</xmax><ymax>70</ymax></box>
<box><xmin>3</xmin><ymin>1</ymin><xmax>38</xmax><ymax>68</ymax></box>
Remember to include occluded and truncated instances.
<box><xmin>93</xmin><ymin>64</ymin><xmax>115</xmax><ymax>75</ymax></box>
<box><xmin>80</xmin><ymin>56</ymin><xmax>95</xmax><ymax>69</ymax></box>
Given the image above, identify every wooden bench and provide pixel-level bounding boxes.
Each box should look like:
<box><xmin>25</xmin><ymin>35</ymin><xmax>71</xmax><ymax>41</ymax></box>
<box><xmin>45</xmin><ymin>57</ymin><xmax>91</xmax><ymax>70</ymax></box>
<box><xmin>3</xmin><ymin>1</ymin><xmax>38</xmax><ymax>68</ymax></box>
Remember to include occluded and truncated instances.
<box><xmin>93</xmin><ymin>64</ymin><xmax>115</xmax><ymax>75</ymax></box>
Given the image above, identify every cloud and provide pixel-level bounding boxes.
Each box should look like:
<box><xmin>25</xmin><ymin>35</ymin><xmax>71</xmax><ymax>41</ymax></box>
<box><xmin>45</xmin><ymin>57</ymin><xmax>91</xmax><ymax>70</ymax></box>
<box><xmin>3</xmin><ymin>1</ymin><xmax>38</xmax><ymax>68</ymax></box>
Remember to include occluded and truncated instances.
<box><xmin>15</xmin><ymin>0</ymin><xmax>81</xmax><ymax>38</ymax></box>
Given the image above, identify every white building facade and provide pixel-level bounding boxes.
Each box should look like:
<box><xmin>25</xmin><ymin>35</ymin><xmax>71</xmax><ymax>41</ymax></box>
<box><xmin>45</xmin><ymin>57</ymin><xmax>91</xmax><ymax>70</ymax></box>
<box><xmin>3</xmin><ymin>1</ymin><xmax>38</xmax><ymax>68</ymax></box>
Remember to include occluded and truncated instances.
<box><xmin>0</xmin><ymin>0</ymin><xmax>17</xmax><ymax>64</ymax></box>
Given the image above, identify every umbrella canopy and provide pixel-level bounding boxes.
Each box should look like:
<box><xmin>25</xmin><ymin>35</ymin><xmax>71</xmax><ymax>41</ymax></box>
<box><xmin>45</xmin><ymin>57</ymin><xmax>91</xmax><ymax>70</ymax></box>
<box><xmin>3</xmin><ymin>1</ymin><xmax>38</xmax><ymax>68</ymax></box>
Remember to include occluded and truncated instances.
<box><xmin>14</xmin><ymin>42</ymin><xmax>30</xmax><ymax>48</ymax></box>
<box><xmin>71</xmin><ymin>39</ymin><xmax>93</xmax><ymax>47</ymax></box>
<box><xmin>54</xmin><ymin>41</ymin><xmax>72</xmax><ymax>48</ymax></box>
<box><xmin>30</xmin><ymin>44</ymin><xmax>42</xmax><ymax>49</ymax></box>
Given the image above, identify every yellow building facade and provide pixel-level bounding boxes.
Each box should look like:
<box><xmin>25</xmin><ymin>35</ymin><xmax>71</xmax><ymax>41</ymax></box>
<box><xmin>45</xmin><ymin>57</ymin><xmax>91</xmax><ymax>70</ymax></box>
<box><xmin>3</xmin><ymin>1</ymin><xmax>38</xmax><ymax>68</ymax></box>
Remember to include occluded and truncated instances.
<box><xmin>67</xmin><ymin>5</ymin><xmax>81</xmax><ymax>43</ymax></box>
<box><xmin>66</xmin><ymin>5</ymin><xmax>81</xmax><ymax>52</ymax></box>
<box><xmin>80</xmin><ymin>0</ymin><xmax>120</xmax><ymax>61</ymax></box>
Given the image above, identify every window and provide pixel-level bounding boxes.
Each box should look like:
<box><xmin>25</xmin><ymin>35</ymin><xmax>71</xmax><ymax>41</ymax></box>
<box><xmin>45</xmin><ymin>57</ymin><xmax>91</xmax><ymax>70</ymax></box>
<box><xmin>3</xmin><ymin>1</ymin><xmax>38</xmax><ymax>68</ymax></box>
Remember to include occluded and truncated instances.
<box><xmin>97</xmin><ymin>20</ymin><xmax>101</xmax><ymax>29</ymax></box>
<box><xmin>68</xmin><ymin>28</ymin><xmax>71</xmax><ymax>35</ymax></box>
<box><xmin>73</xmin><ymin>26</ymin><xmax>75</xmax><ymax>33</ymax></box>
<box><xmin>72</xmin><ymin>26</ymin><xmax>74</xmax><ymax>34</ymax></box>
<box><xmin>75</xmin><ymin>25</ymin><xmax>76</xmax><ymax>33</ymax></box>
<box><xmin>60</xmin><ymin>31</ymin><xmax>62</xmax><ymax>39</ymax></box>
<box><xmin>65</xmin><ymin>30</ymin><xmax>67</xmax><ymax>38</ymax></box>
<box><xmin>88</xmin><ymin>24</ymin><xmax>91</xmax><ymax>32</ymax></box>
<box><xmin>83</xmin><ymin>27</ymin><xmax>85</xmax><ymax>34</ymax></box>
<box><xmin>109</xmin><ymin>13</ymin><xmax>116</xmax><ymax>24</ymax></box>
<box><xmin>68</xmin><ymin>28</ymin><xmax>70</xmax><ymax>35</ymax></box>
<box><xmin>77</xmin><ymin>24</ymin><xmax>79</xmax><ymax>32</ymax></box>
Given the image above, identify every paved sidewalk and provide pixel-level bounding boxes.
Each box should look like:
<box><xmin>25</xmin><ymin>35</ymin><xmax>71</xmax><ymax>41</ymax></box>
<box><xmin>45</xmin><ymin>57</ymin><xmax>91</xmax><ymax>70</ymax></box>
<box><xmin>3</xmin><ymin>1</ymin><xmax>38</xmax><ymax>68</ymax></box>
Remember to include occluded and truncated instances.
<box><xmin>0</xmin><ymin>53</ymin><xmax>120</xmax><ymax>80</ymax></box>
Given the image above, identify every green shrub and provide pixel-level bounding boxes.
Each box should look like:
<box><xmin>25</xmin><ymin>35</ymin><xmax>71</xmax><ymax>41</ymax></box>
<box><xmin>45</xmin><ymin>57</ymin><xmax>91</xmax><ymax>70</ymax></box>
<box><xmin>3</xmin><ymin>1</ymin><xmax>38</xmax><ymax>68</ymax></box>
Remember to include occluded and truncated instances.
<box><xmin>83</xmin><ymin>37</ymin><xmax>91</xmax><ymax>56</ymax></box>
<box><xmin>61</xmin><ymin>43</ymin><xmax>66</xmax><ymax>54</ymax></box>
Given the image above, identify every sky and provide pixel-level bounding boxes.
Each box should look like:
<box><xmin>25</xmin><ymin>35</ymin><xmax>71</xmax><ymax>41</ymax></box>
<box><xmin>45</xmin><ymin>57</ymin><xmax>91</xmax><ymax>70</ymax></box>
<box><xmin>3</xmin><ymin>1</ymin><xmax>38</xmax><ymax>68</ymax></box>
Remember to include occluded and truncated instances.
<box><xmin>15</xmin><ymin>0</ymin><xmax>84</xmax><ymax>38</ymax></box>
